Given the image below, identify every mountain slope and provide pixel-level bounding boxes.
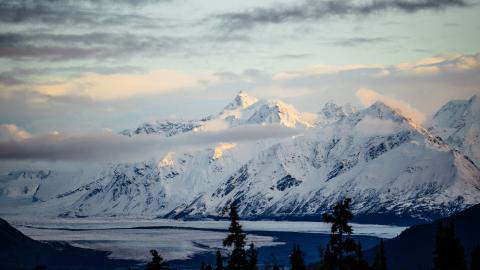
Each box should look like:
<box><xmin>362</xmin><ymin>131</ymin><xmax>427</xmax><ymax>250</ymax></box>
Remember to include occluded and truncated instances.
<box><xmin>429</xmin><ymin>95</ymin><xmax>480</xmax><ymax>166</ymax></box>
<box><xmin>0</xmin><ymin>217</ymin><xmax>135</xmax><ymax>269</ymax></box>
<box><xmin>163</xmin><ymin>102</ymin><xmax>480</xmax><ymax>223</ymax></box>
<box><xmin>121</xmin><ymin>91</ymin><xmax>315</xmax><ymax>137</ymax></box>
<box><xmin>365</xmin><ymin>203</ymin><xmax>480</xmax><ymax>270</ymax></box>
<box><xmin>2</xmin><ymin>94</ymin><xmax>479</xmax><ymax>225</ymax></box>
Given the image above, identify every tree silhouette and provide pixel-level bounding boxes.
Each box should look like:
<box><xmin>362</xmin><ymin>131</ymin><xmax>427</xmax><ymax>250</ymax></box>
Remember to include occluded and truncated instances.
<box><xmin>354</xmin><ymin>240</ymin><xmax>370</xmax><ymax>270</ymax></box>
<box><xmin>322</xmin><ymin>198</ymin><xmax>357</xmax><ymax>270</ymax></box>
<box><xmin>432</xmin><ymin>221</ymin><xmax>467</xmax><ymax>270</ymax></box>
<box><xmin>246</xmin><ymin>243</ymin><xmax>258</xmax><ymax>270</ymax></box>
<box><xmin>223</xmin><ymin>204</ymin><xmax>248</xmax><ymax>270</ymax></box>
<box><xmin>290</xmin><ymin>244</ymin><xmax>306</xmax><ymax>270</ymax></box>
<box><xmin>215</xmin><ymin>249</ymin><xmax>223</xmax><ymax>270</ymax></box>
<box><xmin>471</xmin><ymin>245</ymin><xmax>480</xmax><ymax>270</ymax></box>
<box><xmin>146</xmin><ymin>249</ymin><xmax>170</xmax><ymax>270</ymax></box>
<box><xmin>372</xmin><ymin>239</ymin><xmax>387</xmax><ymax>270</ymax></box>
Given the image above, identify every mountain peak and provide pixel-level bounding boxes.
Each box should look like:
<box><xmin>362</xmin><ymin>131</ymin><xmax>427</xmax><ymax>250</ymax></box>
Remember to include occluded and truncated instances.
<box><xmin>224</xmin><ymin>91</ymin><xmax>258</xmax><ymax>110</ymax></box>
<box><xmin>321</xmin><ymin>101</ymin><xmax>356</xmax><ymax>120</ymax></box>
<box><xmin>362</xmin><ymin>101</ymin><xmax>414</xmax><ymax>124</ymax></box>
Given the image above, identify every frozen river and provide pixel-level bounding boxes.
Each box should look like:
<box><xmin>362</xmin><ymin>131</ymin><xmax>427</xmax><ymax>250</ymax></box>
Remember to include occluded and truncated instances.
<box><xmin>2</xmin><ymin>215</ymin><xmax>407</xmax><ymax>267</ymax></box>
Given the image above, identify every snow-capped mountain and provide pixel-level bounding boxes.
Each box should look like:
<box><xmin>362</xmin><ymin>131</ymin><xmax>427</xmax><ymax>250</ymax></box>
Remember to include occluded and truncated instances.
<box><xmin>120</xmin><ymin>118</ymin><xmax>208</xmax><ymax>137</ymax></box>
<box><xmin>121</xmin><ymin>91</ymin><xmax>315</xmax><ymax>137</ymax></box>
<box><xmin>428</xmin><ymin>95</ymin><xmax>480</xmax><ymax>166</ymax></box>
<box><xmin>1</xmin><ymin>92</ymin><xmax>479</xmax><ymax>224</ymax></box>
<box><xmin>168</xmin><ymin>102</ymin><xmax>480</xmax><ymax>222</ymax></box>
<box><xmin>316</xmin><ymin>101</ymin><xmax>357</xmax><ymax>126</ymax></box>
<box><xmin>217</xmin><ymin>91</ymin><xmax>314</xmax><ymax>128</ymax></box>
<box><xmin>0</xmin><ymin>170</ymin><xmax>50</xmax><ymax>198</ymax></box>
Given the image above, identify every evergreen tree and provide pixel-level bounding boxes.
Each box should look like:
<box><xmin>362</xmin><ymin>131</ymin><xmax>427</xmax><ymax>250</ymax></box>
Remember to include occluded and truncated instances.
<box><xmin>322</xmin><ymin>198</ymin><xmax>357</xmax><ymax>270</ymax></box>
<box><xmin>290</xmin><ymin>244</ymin><xmax>306</xmax><ymax>270</ymax></box>
<box><xmin>246</xmin><ymin>243</ymin><xmax>258</xmax><ymax>270</ymax></box>
<box><xmin>215</xmin><ymin>250</ymin><xmax>223</xmax><ymax>270</ymax></box>
<box><xmin>201</xmin><ymin>262</ymin><xmax>206</xmax><ymax>270</ymax></box>
<box><xmin>432</xmin><ymin>221</ymin><xmax>467</xmax><ymax>270</ymax></box>
<box><xmin>321</xmin><ymin>243</ymin><xmax>336</xmax><ymax>270</ymax></box>
<box><xmin>272</xmin><ymin>264</ymin><xmax>280</xmax><ymax>270</ymax></box>
<box><xmin>206</xmin><ymin>264</ymin><xmax>213</xmax><ymax>270</ymax></box>
<box><xmin>354</xmin><ymin>241</ymin><xmax>370</xmax><ymax>270</ymax></box>
<box><xmin>223</xmin><ymin>204</ymin><xmax>248</xmax><ymax>270</ymax></box>
<box><xmin>319</xmin><ymin>245</ymin><xmax>325</xmax><ymax>270</ymax></box>
<box><xmin>372</xmin><ymin>240</ymin><xmax>386</xmax><ymax>270</ymax></box>
<box><xmin>146</xmin><ymin>249</ymin><xmax>170</xmax><ymax>270</ymax></box>
<box><xmin>471</xmin><ymin>246</ymin><xmax>480</xmax><ymax>270</ymax></box>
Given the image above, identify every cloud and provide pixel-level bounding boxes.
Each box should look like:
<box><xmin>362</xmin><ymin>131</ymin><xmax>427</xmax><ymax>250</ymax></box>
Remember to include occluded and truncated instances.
<box><xmin>395</xmin><ymin>54</ymin><xmax>480</xmax><ymax>75</ymax></box>
<box><xmin>34</xmin><ymin>69</ymin><xmax>201</xmax><ymax>100</ymax></box>
<box><xmin>356</xmin><ymin>88</ymin><xmax>427</xmax><ymax>123</ymax></box>
<box><xmin>0</xmin><ymin>46</ymin><xmax>128</xmax><ymax>61</ymax></box>
<box><xmin>331</xmin><ymin>37</ymin><xmax>392</xmax><ymax>47</ymax></box>
<box><xmin>273</xmin><ymin>53</ymin><xmax>480</xmax><ymax>80</ymax></box>
<box><xmin>0</xmin><ymin>124</ymin><xmax>32</xmax><ymax>141</ymax></box>
<box><xmin>216</xmin><ymin>0</ymin><xmax>469</xmax><ymax>31</ymax></box>
<box><xmin>0</xmin><ymin>124</ymin><xmax>300</xmax><ymax>161</ymax></box>
<box><xmin>0</xmin><ymin>1</ymin><xmax>159</xmax><ymax>26</ymax></box>
<box><xmin>355</xmin><ymin>116</ymin><xmax>399</xmax><ymax>136</ymax></box>
<box><xmin>0</xmin><ymin>32</ymin><xmax>183</xmax><ymax>60</ymax></box>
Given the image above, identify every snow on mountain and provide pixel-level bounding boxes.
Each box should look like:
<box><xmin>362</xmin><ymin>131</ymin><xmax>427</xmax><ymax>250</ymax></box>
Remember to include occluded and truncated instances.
<box><xmin>224</xmin><ymin>90</ymin><xmax>258</xmax><ymax>110</ymax></box>
<box><xmin>121</xmin><ymin>91</ymin><xmax>314</xmax><ymax>137</ymax></box>
<box><xmin>52</xmin><ymin>142</ymin><xmax>265</xmax><ymax>217</ymax></box>
<box><xmin>2</xmin><ymin>93</ymin><xmax>479</xmax><ymax>224</ymax></box>
<box><xmin>169</xmin><ymin>102</ymin><xmax>480</xmax><ymax>222</ymax></box>
<box><xmin>217</xmin><ymin>92</ymin><xmax>314</xmax><ymax>128</ymax></box>
<box><xmin>0</xmin><ymin>170</ymin><xmax>50</xmax><ymax>198</ymax></box>
<box><xmin>120</xmin><ymin>118</ymin><xmax>208</xmax><ymax>137</ymax></box>
<box><xmin>317</xmin><ymin>101</ymin><xmax>357</xmax><ymax>125</ymax></box>
<box><xmin>428</xmin><ymin>95</ymin><xmax>480</xmax><ymax>166</ymax></box>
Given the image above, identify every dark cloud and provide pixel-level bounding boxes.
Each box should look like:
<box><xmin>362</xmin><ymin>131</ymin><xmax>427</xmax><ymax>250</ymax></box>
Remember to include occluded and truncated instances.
<box><xmin>331</xmin><ymin>37</ymin><xmax>392</xmax><ymax>47</ymax></box>
<box><xmin>0</xmin><ymin>66</ymin><xmax>144</xmax><ymax>87</ymax></box>
<box><xmin>0</xmin><ymin>73</ymin><xmax>25</xmax><ymax>85</ymax></box>
<box><xmin>0</xmin><ymin>124</ymin><xmax>299</xmax><ymax>161</ymax></box>
<box><xmin>0</xmin><ymin>1</ymin><xmax>157</xmax><ymax>26</ymax></box>
<box><xmin>0</xmin><ymin>46</ymin><xmax>128</xmax><ymax>60</ymax></box>
<box><xmin>0</xmin><ymin>32</ymin><xmax>184</xmax><ymax>60</ymax></box>
<box><xmin>216</xmin><ymin>0</ymin><xmax>469</xmax><ymax>31</ymax></box>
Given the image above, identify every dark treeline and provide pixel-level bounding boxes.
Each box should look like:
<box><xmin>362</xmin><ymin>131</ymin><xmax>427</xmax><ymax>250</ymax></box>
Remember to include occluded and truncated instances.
<box><xmin>140</xmin><ymin>199</ymin><xmax>480</xmax><ymax>270</ymax></box>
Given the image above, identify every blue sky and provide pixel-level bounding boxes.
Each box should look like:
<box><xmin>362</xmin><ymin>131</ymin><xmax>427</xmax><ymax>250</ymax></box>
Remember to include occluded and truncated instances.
<box><xmin>0</xmin><ymin>0</ymin><xmax>479</xmax><ymax>134</ymax></box>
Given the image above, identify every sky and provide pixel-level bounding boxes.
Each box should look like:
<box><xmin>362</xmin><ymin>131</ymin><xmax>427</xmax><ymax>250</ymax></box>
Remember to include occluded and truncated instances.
<box><xmin>0</xmin><ymin>0</ymin><xmax>479</xmax><ymax>137</ymax></box>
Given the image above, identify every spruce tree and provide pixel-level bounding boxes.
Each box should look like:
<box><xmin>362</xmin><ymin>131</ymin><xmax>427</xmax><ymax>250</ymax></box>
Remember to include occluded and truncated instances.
<box><xmin>215</xmin><ymin>250</ymin><xmax>223</xmax><ymax>270</ymax></box>
<box><xmin>372</xmin><ymin>239</ymin><xmax>387</xmax><ymax>270</ymax></box>
<box><xmin>246</xmin><ymin>243</ymin><xmax>258</xmax><ymax>270</ymax></box>
<box><xmin>471</xmin><ymin>246</ymin><xmax>480</xmax><ymax>270</ymax></box>
<box><xmin>354</xmin><ymin>240</ymin><xmax>370</xmax><ymax>270</ymax></box>
<box><xmin>322</xmin><ymin>198</ymin><xmax>357</xmax><ymax>270</ymax></box>
<box><xmin>146</xmin><ymin>249</ymin><xmax>170</xmax><ymax>270</ymax></box>
<box><xmin>223</xmin><ymin>204</ymin><xmax>248</xmax><ymax>270</ymax></box>
<box><xmin>432</xmin><ymin>221</ymin><xmax>467</xmax><ymax>270</ymax></box>
<box><xmin>322</xmin><ymin>244</ymin><xmax>335</xmax><ymax>270</ymax></box>
<box><xmin>290</xmin><ymin>244</ymin><xmax>306</xmax><ymax>270</ymax></box>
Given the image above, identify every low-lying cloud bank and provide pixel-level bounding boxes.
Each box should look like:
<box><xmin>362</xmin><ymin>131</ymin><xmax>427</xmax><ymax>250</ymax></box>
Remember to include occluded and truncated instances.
<box><xmin>0</xmin><ymin>124</ymin><xmax>299</xmax><ymax>162</ymax></box>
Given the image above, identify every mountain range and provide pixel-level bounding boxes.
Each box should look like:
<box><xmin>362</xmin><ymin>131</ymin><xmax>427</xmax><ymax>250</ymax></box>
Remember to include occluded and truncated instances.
<box><xmin>1</xmin><ymin>92</ymin><xmax>479</xmax><ymax>225</ymax></box>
